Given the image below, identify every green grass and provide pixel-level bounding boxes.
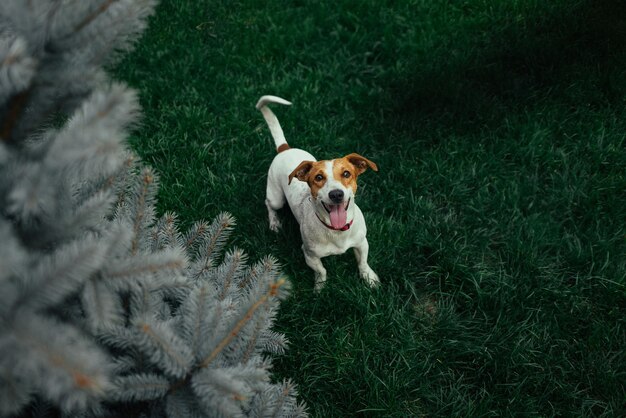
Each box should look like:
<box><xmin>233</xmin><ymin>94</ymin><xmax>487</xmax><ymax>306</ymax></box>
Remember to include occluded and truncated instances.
<box><xmin>114</xmin><ymin>0</ymin><xmax>626</xmax><ymax>415</ymax></box>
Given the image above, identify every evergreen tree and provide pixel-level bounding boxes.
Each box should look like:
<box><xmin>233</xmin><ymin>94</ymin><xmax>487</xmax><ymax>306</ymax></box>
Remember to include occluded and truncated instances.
<box><xmin>0</xmin><ymin>1</ymin><xmax>305</xmax><ymax>417</ymax></box>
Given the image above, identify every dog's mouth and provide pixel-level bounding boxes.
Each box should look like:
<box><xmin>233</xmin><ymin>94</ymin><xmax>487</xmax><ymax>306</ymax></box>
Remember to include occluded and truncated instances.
<box><xmin>322</xmin><ymin>198</ymin><xmax>350</xmax><ymax>229</ymax></box>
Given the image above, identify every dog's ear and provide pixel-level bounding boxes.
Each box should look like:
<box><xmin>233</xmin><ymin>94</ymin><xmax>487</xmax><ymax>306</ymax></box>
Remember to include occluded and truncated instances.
<box><xmin>288</xmin><ymin>161</ymin><xmax>315</xmax><ymax>185</ymax></box>
<box><xmin>344</xmin><ymin>153</ymin><xmax>378</xmax><ymax>175</ymax></box>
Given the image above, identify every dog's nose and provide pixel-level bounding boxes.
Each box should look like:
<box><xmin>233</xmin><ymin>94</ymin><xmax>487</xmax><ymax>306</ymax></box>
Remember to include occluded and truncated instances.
<box><xmin>328</xmin><ymin>189</ymin><xmax>344</xmax><ymax>203</ymax></box>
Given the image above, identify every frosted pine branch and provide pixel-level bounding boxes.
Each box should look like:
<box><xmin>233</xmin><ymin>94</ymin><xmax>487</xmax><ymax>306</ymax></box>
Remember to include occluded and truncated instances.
<box><xmin>49</xmin><ymin>0</ymin><xmax>157</xmax><ymax>65</ymax></box>
<box><xmin>200</xmin><ymin>278</ymin><xmax>289</xmax><ymax>369</ymax></box>
<box><xmin>0</xmin><ymin>36</ymin><xmax>36</xmax><ymax>103</ymax></box>
<box><xmin>0</xmin><ymin>1</ymin><xmax>306</xmax><ymax>416</ymax></box>
<box><xmin>165</xmin><ymin>388</ymin><xmax>204</xmax><ymax>418</ymax></box>
<box><xmin>81</xmin><ymin>279</ymin><xmax>125</xmax><ymax>332</ymax></box>
<box><xmin>1</xmin><ymin>314</ymin><xmax>113</xmax><ymax>413</ymax></box>
<box><xmin>189</xmin><ymin>212</ymin><xmax>236</xmax><ymax>277</ymax></box>
<box><xmin>0</xmin><ymin>0</ymin><xmax>155</xmax><ymax>142</ymax></box>
<box><xmin>179</xmin><ymin>283</ymin><xmax>214</xmax><ymax>361</ymax></box>
<box><xmin>17</xmin><ymin>234</ymin><xmax>108</xmax><ymax>311</ymax></box>
<box><xmin>111</xmin><ymin>373</ymin><xmax>171</xmax><ymax>402</ymax></box>
<box><xmin>102</xmin><ymin>247</ymin><xmax>187</xmax><ymax>288</ymax></box>
<box><xmin>215</xmin><ymin>248</ymin><xmax>248</xmax><ymax>300</ymax></box>
<box><xmin>126</xmin><ymin>168</ymin><xmax>158</xmax><ymax>255</ymax></box>
<box><xmin>238</xmin><ymin>255</ymin><xmax>281</xmax><ymax>293</ymax></box>
<box><xmin>132</xmin><ymin>318</ymin><xmax>194</xmax><ymax>379</ymax></box>
<box><xmin>192</xmin><ymin>365</ymin><xmax>269</xmax><ymax>417</ymax></box>
<box><xmin>249</xmin><ymin>379</ymin><xmax>308</xmax><ymax>418</ymax></box>
<box><xmin>128</xmin><ymin>284</ymin><xmax>163</xmax><ymax>320</ymax></box>
<box><xmin>45</xmin><ymin>83</ymin><xmax>139</xmax><ymax>180</ymax></box>
<box><xmin>181</xmin><ymin>219</ymin><xmax>210</xmax><ymax>252</ymax></box>
<box><xmin>150</xmin><ymin>211</ymin><xmax>182</xmax><ymax>252</ymax></box>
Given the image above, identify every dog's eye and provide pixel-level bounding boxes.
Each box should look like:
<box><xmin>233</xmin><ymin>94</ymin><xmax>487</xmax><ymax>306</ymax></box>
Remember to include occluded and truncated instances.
<box><xmin>342</xmin><ymin>171</ymin><xmax>351</xmax><ymax>178</ymax></box>
<box><xmin>315</xmin><ymin>174</ymin><xmax>324</xmax><ymax>182</ymax></box>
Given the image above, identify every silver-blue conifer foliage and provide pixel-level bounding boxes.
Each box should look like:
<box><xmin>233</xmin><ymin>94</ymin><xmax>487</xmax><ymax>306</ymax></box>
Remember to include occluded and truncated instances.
<box><xmin>0</xmin><ymin>1</ymin><xmax>306</xmax><ymax>417</ymax></box>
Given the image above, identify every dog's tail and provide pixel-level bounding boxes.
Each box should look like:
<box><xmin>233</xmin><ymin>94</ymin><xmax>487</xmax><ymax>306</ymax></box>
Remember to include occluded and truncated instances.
<box><xmin>256</xmin><ymin>95</ymin><xmax>292</xmax><ymax>153</ymax></box>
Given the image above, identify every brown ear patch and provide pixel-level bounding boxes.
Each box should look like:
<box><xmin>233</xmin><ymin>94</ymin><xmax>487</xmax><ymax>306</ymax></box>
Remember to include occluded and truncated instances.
<box><xmin>344</xmin><ymin>153</ymin><xmax>378</xmax><ymax>175</ymax></box>
<box><xmin>288</xmin><ymin>161</ymin><xmax>314</xmax><ymax>185</ymax></box>
<box><xmin>288</xmin><ymin>160</ymin><xmax>329</xmax><ymax>198</ymax></box>
<box><xmin>332</xmin><ymin>159</ymin><xmax>358</xmax><ymax>194</ymax></box>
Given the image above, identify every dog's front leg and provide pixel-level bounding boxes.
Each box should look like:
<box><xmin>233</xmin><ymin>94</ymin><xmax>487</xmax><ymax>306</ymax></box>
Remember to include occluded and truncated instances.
<box><xmin>302</xmin><ymin>247</ymin><xmax>327</xmax><ymax>292</ymax></box>
<box><xmin>353</xmin><ymin>239</ymin><xmax>380</xmax><ymax>287</ymax></box>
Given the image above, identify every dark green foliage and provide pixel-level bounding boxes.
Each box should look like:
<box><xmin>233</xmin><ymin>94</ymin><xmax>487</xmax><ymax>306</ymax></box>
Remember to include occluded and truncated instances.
<box><xmin>115</xmin><ymin>0</ymin><xmax>626</xmax><ymax>416</ymax></box>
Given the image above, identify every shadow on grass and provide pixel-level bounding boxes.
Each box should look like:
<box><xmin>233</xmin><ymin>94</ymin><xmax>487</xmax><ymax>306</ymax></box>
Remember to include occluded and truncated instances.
<box><xmin>383</xmin><ymin>0</ymin><xmax>626</xmax><ymax>137</ymax></box>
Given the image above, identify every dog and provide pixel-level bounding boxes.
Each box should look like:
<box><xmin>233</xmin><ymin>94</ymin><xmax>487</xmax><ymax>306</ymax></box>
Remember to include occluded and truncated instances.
<box><xmin>256</xmin><ymin>95</ymin><xmax>380</xmax><ymax>292</ymax></box>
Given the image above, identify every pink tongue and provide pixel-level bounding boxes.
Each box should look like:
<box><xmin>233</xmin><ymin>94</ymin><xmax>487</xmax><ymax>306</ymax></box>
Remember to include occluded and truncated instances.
<box><xmin>329</xmin><ymin>204</ymin><xmax>347</xmax><ymax>229</ymax></box>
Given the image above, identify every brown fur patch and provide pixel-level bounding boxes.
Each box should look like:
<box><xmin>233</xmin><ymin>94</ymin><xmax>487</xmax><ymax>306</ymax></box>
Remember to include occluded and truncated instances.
<box><xmin>307</xmin><ymin>161</ymin><xmax>329</xmax><ymax>198</ymax></box>
<box><xmin>333</xmin><ymin>158</ymin><xmax>358</xmax><ymax>194</ymax></box>
<box><xmin>344</xmin><ymin>153</ymin><xmax>378</xmax><ymax>175</ymax></box>
<box><xmin>288</xmin><ymin>160</ymin><xmax>329</xmax><ymax>198</ymax></box>
<box><xmin>288</xmin><ymin>161</ymin><xmax>314</xmax><ymax>185</ymax></box>
<box><xmin>277</xmin><ymin>143</ymin><xmax>290</xmax><ymax>153</ymax></box>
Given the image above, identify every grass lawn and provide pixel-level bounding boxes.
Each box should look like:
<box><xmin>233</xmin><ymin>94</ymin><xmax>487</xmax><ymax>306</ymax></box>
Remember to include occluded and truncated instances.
<box><xmin>114</xmin><ymin>0</ymin><xmax>626</xmax><ymax>416</ymax></box>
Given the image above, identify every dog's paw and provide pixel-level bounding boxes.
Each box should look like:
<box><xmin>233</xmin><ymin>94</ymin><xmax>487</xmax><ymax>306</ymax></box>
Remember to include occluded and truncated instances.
<box><xmin>313</xmin><ymin>273</ymin><xmax>327</xmax><ymax>293</ymax></box>
<box><xmin>360</xmin><ymin>268</ymin><xmax>380</xmax><ymax>288</ymax></box>
<box><xmin>268</xmin><ymin>218</ymin><xmax>282</xmax><ymax>232</ymax></box>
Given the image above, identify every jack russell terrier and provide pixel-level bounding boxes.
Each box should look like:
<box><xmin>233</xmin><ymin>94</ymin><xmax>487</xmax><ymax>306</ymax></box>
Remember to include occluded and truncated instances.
<box><xmin>256</xmin><ymin>95</ymin><xmax>380</xmax><ymax>292</ymax></box>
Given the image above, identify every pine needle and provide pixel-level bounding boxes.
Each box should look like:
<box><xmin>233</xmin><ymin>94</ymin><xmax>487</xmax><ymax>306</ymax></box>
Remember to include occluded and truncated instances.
<box><xmin>199</xmin><ymin>278</ymin><xmax>287</xmax><ymax>369</ymax></box>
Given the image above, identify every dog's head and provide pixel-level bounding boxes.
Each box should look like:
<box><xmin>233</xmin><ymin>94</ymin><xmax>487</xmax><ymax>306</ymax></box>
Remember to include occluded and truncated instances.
<box><xmin>288</xmin><ymin>153</ymin><xmax>378</xmax><ymax>229</ymax></box>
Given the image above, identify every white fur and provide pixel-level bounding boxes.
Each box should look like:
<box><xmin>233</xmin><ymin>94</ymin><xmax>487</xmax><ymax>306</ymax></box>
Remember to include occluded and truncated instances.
<box><xmin>257</xmin><ymin>95</ymin><xmax>379</xmax><ymax>292</ymax></box>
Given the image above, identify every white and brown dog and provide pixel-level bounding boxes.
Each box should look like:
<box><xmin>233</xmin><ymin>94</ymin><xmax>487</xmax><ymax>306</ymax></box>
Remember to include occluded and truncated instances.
<box><xmin>256</xmin><ymin>95</ymin><xmax>380</xmax><ymax>292</ymax></box>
